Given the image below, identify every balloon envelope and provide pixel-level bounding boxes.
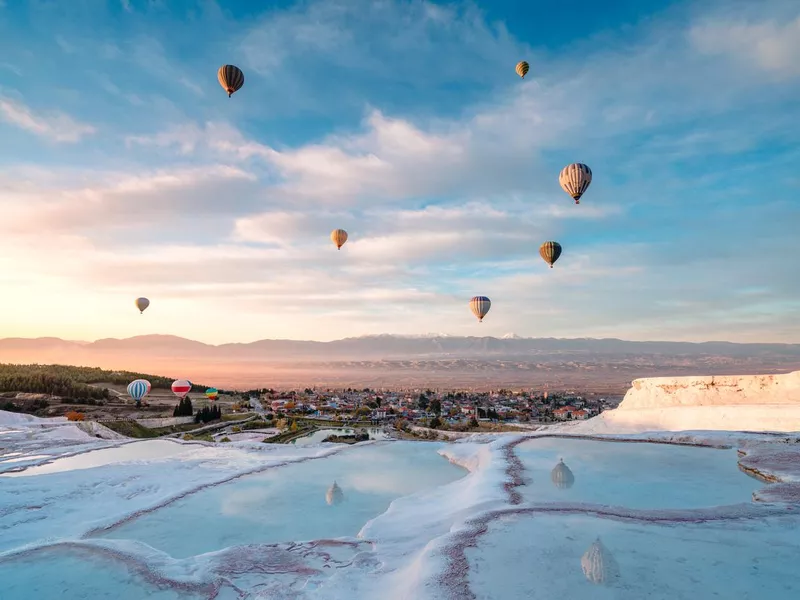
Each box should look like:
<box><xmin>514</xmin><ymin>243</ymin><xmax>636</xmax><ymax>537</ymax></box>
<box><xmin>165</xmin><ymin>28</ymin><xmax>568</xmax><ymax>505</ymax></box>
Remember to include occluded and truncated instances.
<box><xmin>171</xmin><ymin>379</ymin><xmax>192</xmax><ymax>399</ymax></box>
<box><xmin>559</xmin><ymin>163</ymin><xmax>592</xmax><ymax>204</ymax></box>
<box><xmin>217</xmin><ymin>64</ymin><xmax>244</xmax><ymax>97</ymax></box>
<box><xmin>539</xmin><ymin>241</ymin><xmax>563</xmax><ymax>268</ymax></box>
<box><xmin>135</xmin><ymin>297</ymin><xmax>150</xmax><ymax>313</ymax></box>
<box><xmin>127</xmin><ymin>379</ymin><xmax>151</xmax><ymax>402</ymax></box>
<box><xmin>331</xmin><ymin>229</ymin><xmax>348</xmax><ymax>249</ymax></box>
<box><xmin>469</xmin><ymin>296</ymin><xmax>491</xmax><ymax>322</ymax></box>
<box><xmin>515</xmin><ymin>60</ymin><xmax>530</xmax><ymax>78</ymax></box>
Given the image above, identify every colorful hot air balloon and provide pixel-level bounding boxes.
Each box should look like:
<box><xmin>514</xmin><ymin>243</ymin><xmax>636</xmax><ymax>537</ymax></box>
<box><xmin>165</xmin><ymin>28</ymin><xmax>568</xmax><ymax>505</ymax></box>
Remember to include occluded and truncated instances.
<box><xmin>331</xmin><ymin>228</ymin><xmax>348</xmax><ymax>250</ymax></box>
<box><xmin>539</xmin><ymin>241</ymin><xmax>562</xmax><ymax>268</ymax></box>
<box><xmin>135</xmin><ymin>297</ymin><xmax>150</xmax><ymax>314</ymax></box>
<box><xmin>217</xmin><ymin>64</ymin><xmax>244</xmax><ymax>97</ymax></box>
<box><xmin>469</xmin><ymin>296</ymin><xmax>491</xmax><ymax>322</ymax></box>
<box><xmin>205</xmin><ymin>388</ymin><xmax>219</xmax><ymax>401</ymax></box>
<box><xmin>515</xmin><ymin>60</ymin><xmax>530</xmax><ymax>78</ymax></box>
<box><xmin>127</xmin><ymin>379</ymin><xmax>151</xmax><ymax>408</ymax></box>
<box><xmin>559</xmin><ymin>163</ymin><xmax>592</xmax><ymax>204</ymax></box>
<box><xmin>171</xmin><ymin>379</ymin><xmax>192</xmax><ymax>399</ymax></box>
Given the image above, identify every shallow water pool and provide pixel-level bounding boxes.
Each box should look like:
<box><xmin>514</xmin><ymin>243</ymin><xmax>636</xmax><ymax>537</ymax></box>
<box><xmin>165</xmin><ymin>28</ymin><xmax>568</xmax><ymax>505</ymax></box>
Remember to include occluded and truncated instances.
<box><xmin>96</xmin><ymin>440</ymin><xmax>465</xmax><ymax>558</ymax></box>
<box><xmin>2</xmin><ymin>440</ymin><xmax>195</xmax><ymax>478</ymax></box>
<box><xmin>464</xmin><ymin>511</ymin><xmax>800</xmax><ymax>600</ymax></box>
<box><xmin>291</xmin><ymin>427</ymin><xmax>390</xmax><ymax>446</ymax></box>
<box><xmin>515</xmin><ymin>437</ymin><xmax>760</xmax><ymax>508</ymax></box>
<box><xmin>0</xmin><ymin>548</ymin><xmax>203</xmax><ymax>600</ymax></box>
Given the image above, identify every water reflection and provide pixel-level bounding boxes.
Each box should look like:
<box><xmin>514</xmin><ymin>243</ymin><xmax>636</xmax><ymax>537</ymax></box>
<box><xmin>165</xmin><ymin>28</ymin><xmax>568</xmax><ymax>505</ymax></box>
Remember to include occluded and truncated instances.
<box><xmin>326</xmin><ymin>481</ymin><xmax>344</xmax><ymax>505</ymax></box>
<box><xmin>581</xmin><ymin>536</ymin><xmax>620</xmax><ymax>585</ymax></box>
<box><xmin>551</xmin><ymin>458</ymin><xmax>575</xmax><ymax>490</ymax></box>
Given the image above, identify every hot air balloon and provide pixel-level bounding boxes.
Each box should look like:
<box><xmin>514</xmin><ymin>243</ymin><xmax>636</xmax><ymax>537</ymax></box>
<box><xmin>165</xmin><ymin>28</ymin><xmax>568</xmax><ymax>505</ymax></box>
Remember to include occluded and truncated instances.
<box><xmin>469</xmin><ymin>296</ymin><xmax>491</xmax><ymax>322</ymax></box>
<box><xmin>171</xmin><ymin>379</ymin><xmax>192</xmax><ymax>399</ymax></box>
<box><xmin>217</xmin><ymin>64</ymin><xmax>244</xmax><ymax>97</ymax></box>
<box><xmin>559</xmin><ymin>163</ymin><xmax>592</xmax><ymax>204</ymax></box>
<box><xmin>581</xmin><ymin>537</ymin><xmax>620</xmax><ymax>585</ymax></box>
<box><xmin>135</xmin><ymin>297</ymin><xmax>150</xmax><ymax>314</ymax></box>
<box><xmin>515</xmin><ymin>60</ymin><xmax>530</xmax><ymax>78</ymax></box>
<box><xmin>539</xmin><ymin>241</ymin><xmax>562</xmax><ymax>268</ymax></box>
<box><xmin>551</xmin><ymin>458</ymin><xmax>575</xmax><ymax>489</ymax></box>
<box><xmin>326</xmin><ymin>481</ymin><xmax>344</xmax><ymax>505</ymax></box>
<box><xmin>205</xmin><ymin>388</ymin><xmax>219</xmax><ymax>402</ymax></box>
<box><xmin>127</xmin><ymin>379</ymin><xmax>151</xmax><ymax>408</ymax></box>
<box><xmin>331</xmin><ymin>229</ymin><xmax>348</xmax><ymax>250</ymax></box>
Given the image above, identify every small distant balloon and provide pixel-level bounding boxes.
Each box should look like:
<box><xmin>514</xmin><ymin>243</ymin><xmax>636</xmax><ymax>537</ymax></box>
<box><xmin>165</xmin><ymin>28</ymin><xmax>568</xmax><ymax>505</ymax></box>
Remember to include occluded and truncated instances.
<box><xmin>515</xmin><ymin>60</ymin><xmax>530</xmax><ymax>78</ymax></box>
<box><xmin>205</xmin><ymin>388</ymin><xmax>219</xmax><ymax>401</ymax></box>
<box><xmin>331</xmin><ymin>228</ymin><xmax>348</xmax><ymax>250</ymax></box>
<box><xmin>559</xmin><ymin>163</ymin><xmax>592</xmax><ymax>204</ymax></box>
<box><xmin>135</xmin><ymin>297</ymin><xmax>150</xmax><ymax>314</ymax></box>
<box><xmin>127</xmin><ymin>379</ymin><xmax>151</xmax><ymax>408</ymax></box>
<box><xmin>539</xmin><ymin>241</ymin><xmax>563</xmax><ymax>268</ymax></box>
<box><xmin>171</xmin><ymin>379</ymin><xmax>192</xmax><ymax>399</ymax></box>
<box><xmin>469</xmin><ymin>296</ymin><xmax>491</xmax><ymax>322</ymax></box>
<box><xmin>217</xmin><ymin>64</ymin><xmax>244</xmax><ymax>97</ymax></box>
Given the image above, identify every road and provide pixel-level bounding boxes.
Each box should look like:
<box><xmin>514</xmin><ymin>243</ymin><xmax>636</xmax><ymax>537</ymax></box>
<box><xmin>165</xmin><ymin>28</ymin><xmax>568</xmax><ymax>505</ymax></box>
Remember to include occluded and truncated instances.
<box><xmin>249</xmin><ymin>396</ymin><xmax>265</xmax><ymax>415</ymax></box>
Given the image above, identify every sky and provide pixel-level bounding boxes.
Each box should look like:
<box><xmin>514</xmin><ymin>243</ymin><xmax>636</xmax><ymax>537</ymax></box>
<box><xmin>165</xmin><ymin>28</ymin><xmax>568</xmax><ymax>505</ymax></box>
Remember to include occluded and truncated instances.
<box><xmin>0</xmin><ymin>0</ymin><xmax>798</xmax><ymax>345</ymax></box>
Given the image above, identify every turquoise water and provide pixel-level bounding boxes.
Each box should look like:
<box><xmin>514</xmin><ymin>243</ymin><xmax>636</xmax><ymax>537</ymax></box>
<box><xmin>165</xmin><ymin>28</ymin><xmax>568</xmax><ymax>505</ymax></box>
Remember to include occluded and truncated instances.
<box><xmin>290</xmin><ymin>427</ymin><xmax>391</xmax><ymax>446</ymax></box>
<box><xmin>515</xmin><ymin>437</ymin><xmax>760</xmax><ymax>508</ymax></box>
<box><xmin>0</xmin><ymin>548</ymin><xmax>202</xmax><ymax>600</ymax></box>
<box><xmin>96</xmin><ymin>441</ymin><xmax>465</xmax><ymax>558</ymax></box>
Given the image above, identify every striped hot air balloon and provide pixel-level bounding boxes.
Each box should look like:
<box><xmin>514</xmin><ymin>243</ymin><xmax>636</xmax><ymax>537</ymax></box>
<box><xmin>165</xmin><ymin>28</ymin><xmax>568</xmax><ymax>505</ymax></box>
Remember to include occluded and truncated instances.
<box><xmin>469</xmin><ymin>296</ymin><xmax>491</xmax><ymax>322</ymax></box>
<box><xmin>127</xmin><ymin>379</ymin><xmax>151</xmax><ymax>407</ymax></box>
<box><xmin>515</xmin><ymin>60</ymin><xmax>530</xmax><ymax>78</ymax></box>
<box><xmin>331</xmin><ymin>228</ymin><xmax>348</xmax><ymax>250</ymax></box>
<box><xmin>171</xmin><ymin>379</ymin><xmax>192</xmax><ymax>399</ymax></box>
<box><xmin>205</xmin><ymin>388</ymin><xmax>219</xmax><ymax>402</ymax></box>
<box><xmin>217</xmin><ymin>64</ymin><xmax>244</xmax><ymax>97</ymax></box>
<box><xmin>539</xmin><ymin>241</ymin><xmax>562</xmax><ymax>268</ymax></box>
<box><xmin>559</xmin><ymin>163</ymin><xmax>592</xmax><ymax>204</ymax></box>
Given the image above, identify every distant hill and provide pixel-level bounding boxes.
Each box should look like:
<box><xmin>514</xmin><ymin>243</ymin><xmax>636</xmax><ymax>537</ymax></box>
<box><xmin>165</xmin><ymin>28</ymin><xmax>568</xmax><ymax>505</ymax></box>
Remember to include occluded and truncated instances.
<box><xmin>0</xmin><ymin>334</ymin><xmax>798</xmax><ymax>390</ymax></box>
<box><xmin>1</xmin><ymin>333</ymin><xmax>799</xmax><ymax>361</ymax></box>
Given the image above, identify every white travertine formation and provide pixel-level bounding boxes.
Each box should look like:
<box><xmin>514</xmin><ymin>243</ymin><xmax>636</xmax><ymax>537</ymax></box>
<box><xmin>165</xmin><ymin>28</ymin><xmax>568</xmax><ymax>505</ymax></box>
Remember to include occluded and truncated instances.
<box><xmin>619</xmin><ymin>371</ymin><xmax>800</xmax><ymax>409</ymax></box>
<box><xmin>570</xmin><ymin>371</ymin><xmax>800</xmax><ymax>433</ymax></box>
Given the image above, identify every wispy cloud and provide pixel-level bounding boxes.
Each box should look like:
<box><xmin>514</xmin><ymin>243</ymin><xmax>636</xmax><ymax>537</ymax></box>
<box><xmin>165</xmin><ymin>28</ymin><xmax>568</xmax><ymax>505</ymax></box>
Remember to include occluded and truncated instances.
<box><xmin>0</xmin><ymin>95</ymin><xmax>96</xmax><ymax>142</ymax></box>
<box><xmin>0</xmin><ymin>0</ymin><xmax>797</xmax><ymax>343</ymax></box>
<box><xmin>689</xmin><ymin>13</ymin><xmax>800</xmax><ymax>80</ymax></box>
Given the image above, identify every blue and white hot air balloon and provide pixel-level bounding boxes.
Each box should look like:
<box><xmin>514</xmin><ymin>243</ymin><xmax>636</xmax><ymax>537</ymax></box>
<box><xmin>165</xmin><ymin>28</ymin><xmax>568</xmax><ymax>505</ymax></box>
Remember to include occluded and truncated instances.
<box><xmin>127</xmin><ymin>379</ymin><xmax>151</xmax><ymax>408</ymax></box>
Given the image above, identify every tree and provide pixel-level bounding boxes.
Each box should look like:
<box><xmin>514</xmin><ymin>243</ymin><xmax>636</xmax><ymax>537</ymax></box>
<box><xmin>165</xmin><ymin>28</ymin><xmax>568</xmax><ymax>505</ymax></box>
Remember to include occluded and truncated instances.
<box><xmin>417</xmin><ymin>393</ymin><xmax>429</xmax><ymax>411</ymax></box>
<box><xmin>429</xmin><ymin>398</ymin><xmax>442</xmax><ymax>416</ymax></box>
<box><xmin>470</xmin><ymin>416</ymin><xmax>479</xmax><ymax>428</ymax></box>
<box><xmin>430</xmin><ymin>416</ymin><xmax>442</xmax><ymax>429</ymax></box>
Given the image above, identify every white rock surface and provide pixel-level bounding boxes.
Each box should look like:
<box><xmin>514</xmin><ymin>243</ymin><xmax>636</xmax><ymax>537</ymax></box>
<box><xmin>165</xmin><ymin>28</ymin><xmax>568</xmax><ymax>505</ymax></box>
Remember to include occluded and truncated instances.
<box><xmin>568</xmin><ymin>370</ymin><xmax>800</xmax><ymax>434</ymax></box>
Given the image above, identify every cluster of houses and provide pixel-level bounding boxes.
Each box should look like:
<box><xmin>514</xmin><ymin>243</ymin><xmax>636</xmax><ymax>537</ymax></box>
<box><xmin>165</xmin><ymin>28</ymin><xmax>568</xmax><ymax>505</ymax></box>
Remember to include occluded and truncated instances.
<box><xmin>247</xmin><ymin>387</ymin><xmax>619</xmax><ymax>424</ymax></box>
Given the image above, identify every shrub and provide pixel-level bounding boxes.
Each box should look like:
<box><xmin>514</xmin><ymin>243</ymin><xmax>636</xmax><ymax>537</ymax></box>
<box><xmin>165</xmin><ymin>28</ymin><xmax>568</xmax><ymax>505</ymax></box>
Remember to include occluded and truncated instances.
<box><xmin>231</xmin><ymin>425</ymin><xmax>242</xmax><ymax>433</ymax></box>
<box><xmin>66</xmin><ymin>411</ymin><xmax>85</xmax><ymax>422</ymax></box>
<box><xmin>219</xmin><ymin>436</ymin><xmax>231</xmax><ymax>443</ymax></box>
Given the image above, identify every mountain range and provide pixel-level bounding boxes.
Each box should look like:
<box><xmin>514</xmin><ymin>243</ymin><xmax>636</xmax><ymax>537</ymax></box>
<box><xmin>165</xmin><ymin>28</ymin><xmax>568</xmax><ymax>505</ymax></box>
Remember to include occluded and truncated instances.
<box><xmin>1</xmin><ymin>334</ymin><xmax>798</xmax><ymax>391</ymax></box>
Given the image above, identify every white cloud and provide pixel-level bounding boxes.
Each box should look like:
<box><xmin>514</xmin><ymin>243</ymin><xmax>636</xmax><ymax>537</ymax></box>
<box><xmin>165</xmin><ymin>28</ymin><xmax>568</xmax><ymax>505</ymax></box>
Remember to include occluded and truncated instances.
<box><xmin>0</xmin><ymin>0</ymin><xmax>797</xmax><ymax>343</ymax></box>
<box><xmin>0</xmin><ymin>95</ymin><xmax>96</xmax><ymax>142</ymax></box>
<box><xmin>689</xmin><ymin>15</ymin><xmax>800</xmax><ymax>79</ymax></box>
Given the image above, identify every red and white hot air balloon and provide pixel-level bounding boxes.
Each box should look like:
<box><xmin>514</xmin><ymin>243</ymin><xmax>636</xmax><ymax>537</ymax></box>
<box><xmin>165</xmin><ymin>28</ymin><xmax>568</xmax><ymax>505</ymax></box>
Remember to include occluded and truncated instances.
<box><xmin>171</xmin><ymin>379</ymin><xmax>192</xmax><ymax>399</ymax></box>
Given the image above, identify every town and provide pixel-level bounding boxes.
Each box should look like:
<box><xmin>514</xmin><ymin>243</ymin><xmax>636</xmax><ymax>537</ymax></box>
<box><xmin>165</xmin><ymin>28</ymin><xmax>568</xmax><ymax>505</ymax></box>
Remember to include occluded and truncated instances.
<box><xmin>233</xmin><ymin>387</ymin><xmax>621</xmax><ymax>429</ymax></box>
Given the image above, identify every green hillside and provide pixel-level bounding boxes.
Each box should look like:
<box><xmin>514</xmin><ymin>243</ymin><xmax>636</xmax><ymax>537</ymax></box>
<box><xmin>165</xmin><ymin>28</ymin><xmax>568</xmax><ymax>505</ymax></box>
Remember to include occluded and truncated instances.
<box><xmin>0</xmin><ymin>363</ymin><xmax>210</xmax><ymax>400</ymax></box>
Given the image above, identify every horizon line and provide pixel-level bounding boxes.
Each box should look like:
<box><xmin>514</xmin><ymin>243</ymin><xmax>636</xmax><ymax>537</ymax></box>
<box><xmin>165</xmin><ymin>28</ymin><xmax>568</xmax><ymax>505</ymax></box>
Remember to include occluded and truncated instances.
<box><xmin>1</xmin><ymin>333</ymin><xmax>798</xmax><ymax>347</ymax></box>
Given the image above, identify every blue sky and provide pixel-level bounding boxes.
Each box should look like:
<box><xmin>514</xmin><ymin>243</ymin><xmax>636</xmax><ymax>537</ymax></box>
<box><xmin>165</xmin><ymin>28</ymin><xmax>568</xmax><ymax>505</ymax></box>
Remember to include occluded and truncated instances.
<box><xmin>0</xmin><ymin>0</ymin><xmax>798</xmax><ymax>344</ymax></box>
